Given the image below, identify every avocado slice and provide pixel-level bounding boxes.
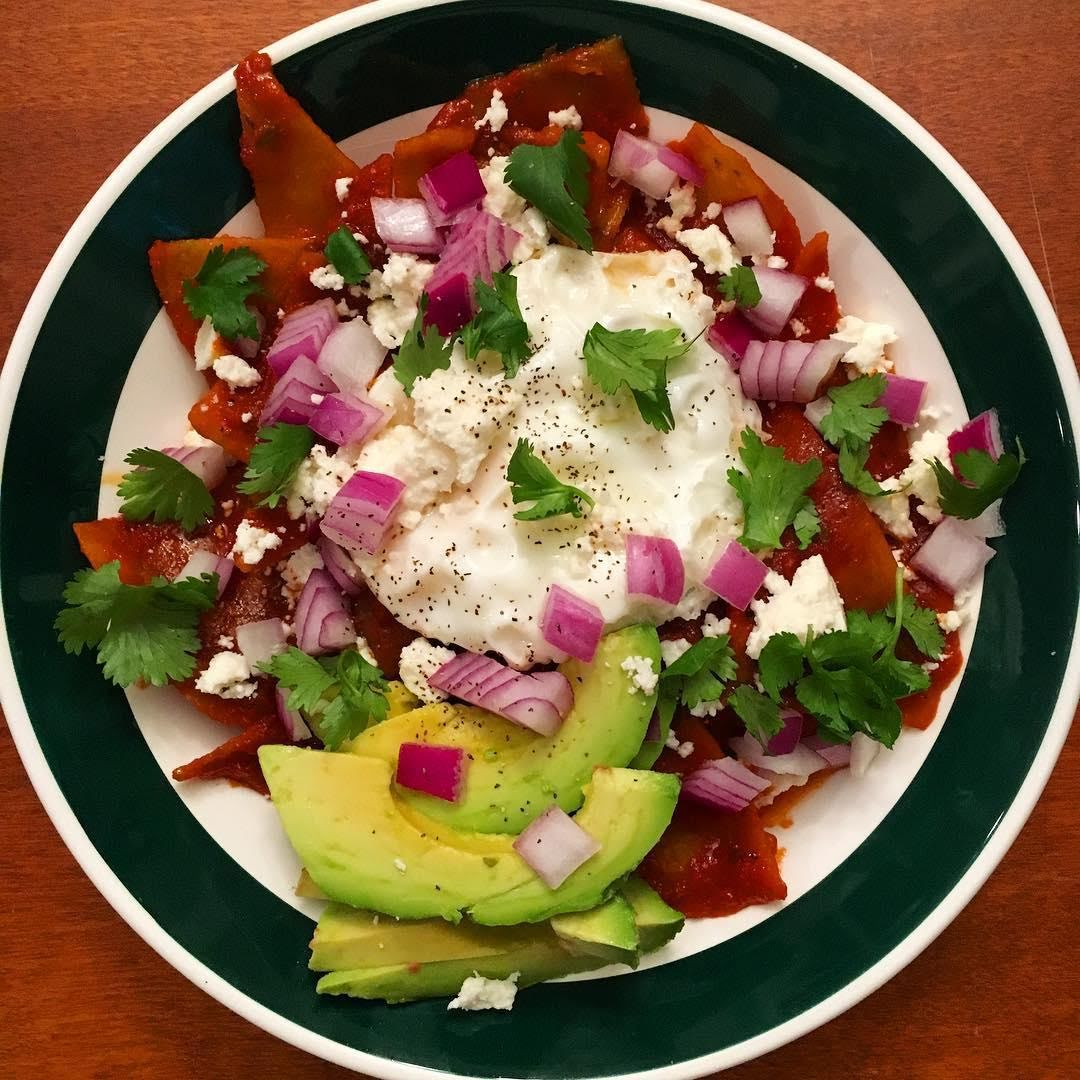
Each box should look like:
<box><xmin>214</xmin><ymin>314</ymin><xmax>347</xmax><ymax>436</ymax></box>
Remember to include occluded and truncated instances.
<box><xmin>620</xmin><ymin>876</ymin><xmax>685</xmax><ymax>953</ymax></box>
<box><xmin>551</xmin><ymin>894</ymin><xmax>639</xmax><ymax>967</ymax></box>
<box><xmin>259</xmin><ymin>745</ymin><xmax>679</xmax><ymax>924</ymax></box>
<box><xmin>384</xmin><ymin>680</ymin><xmax>420</xmax><ymax>718</ymax></box>
<box><xmin>348</xmin><ymin>626</ymin><xmax>661</xmax><ymax>834</ymax></box>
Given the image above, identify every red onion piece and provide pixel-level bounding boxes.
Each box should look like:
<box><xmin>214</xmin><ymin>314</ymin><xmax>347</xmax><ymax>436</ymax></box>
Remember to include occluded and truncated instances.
<box><xmin>276</xmin><ymin>687</ymin><xmax>312</xmax><ymax>743</ymax></box>
<box><xmin>309</xmin><ymin>392</ymin><xmax>386</xmax><ymax>448</ymax></box>
<box><xmin>424</xmin><ymin>272</ymin><xmax>474</xmax><ymax>337</ymax></box>
<box><xmin>540</xmin><ymin>585</ymin><xmax>604</xmax><ymax>663</ymax></box>
<box><xmin>754</xmin><ymin>340</ymin><xmax>785</xmax><ymax>400</ymax></box>
<box><xmin>320</xmin><ymin>470</ymin><xmax>405</xmax><ymax>556</ymax></box>
<box><xmin>722</xmin><ymin>198</ymin><xmax>774</xmax><ymax>255</ymax></box>
<box><xmin>656</xmin><ymin>144</ymin><xmax>704</xmax><ymax>185</ymax></box>
<box><xmin>176</xmin><ymin>549</ymin><xmax>233</xmax><ymax>598</ymax></box>
<box><xmin>266</xmin><ymin>300</ymin><xmax>339</xmax><ymax>377</ymax></box>
<box><xmin>317</xmin><ymin>536</ymin><xmax>364</xmax><ymax>597</ymax></box>
<box><xmin>803</xmin><ymin>396</ymin><xmax>831</xmax><ymax>433</ymax></box>
<box><xmin>766</xmin><ymin>709</ymin><xmax>803</xmax><ymax>755</ymax></box>
<box><xmin>625</xmin><ymin>533</ymin><xmax>685</xmax><ymax>605</ymax></box>
<box><xmin>792</xmin><ymin>339</ymin><xmax>847</xmax><ymax>404</ymax></box>
<box><xmin>260</xmin><ymin>356</ymin><xmax>339</xmax><ymax>427</ymax></box>
<box><xmin>968</xmin><ymin>499</ymin><xmax>1006</xmax><ymax>539</ymax></box>
<box><xmin>849</xmin><ymin>732</ymin><xmax>880</xmax><ymax>777</ymax></box>
<box><xmin>910</xmin><ymin>517</ymin><xmax>995</xmax><ymax>592</ymax></box>
<box><xmin>740</xmin><ymin>341</ymin><xmax>764</xmax><ymax>398</ymax></box>
<box><xmin>395</xmin><ymin>742</ymin><xmax>467</xmax><ymax>802</ymax></box>
<box><xmin>512</xmin><ymin>805</ymin><xmax>600</xmax><ymax>888</ymax></box>
<box><xmin>948</xmin><ymin>409</ymin><xmax>1003</xmax><ymax>468</ymax></box>
<box><xmin>729</xmin><ymin>733</ymin><xmax>829</xmax><ymax>778</ymax></box>
<box><xmin>744</xmin><ymin>267</ymin><xmax>810</xmax><ymax>336</ymax></box>
<box><xmin>163</xmin><ymin>444</ymin><xmax>227</xmax><ymax>490</ymax></box>
<box><xmin>777</xmin><ymin>341</ymin><xmax>813</xmax><ymax>401</ymax></box>
<box><xmin>371</xmin><ymin>197</ymin><xmax>444</xmax><ymax>254</ymax></box>
<box><xmin>707</xmin><ymin>310</ymin><xmax>755</xmax><ymax>370</ymax></box>
<box><xmin>703</xmin><ymin>540</ymin><xmax>769</xmax><ymax>611</ymax></box>
<box><xmin>233</xmin><ymin>310</ymin><xmax>266</xmax><ymax>361</ymax></box>
<box><xmin>294</xmin><ymin>569</ymin><xmax>355</xmax><ymax>656</ymax></box>
<box><xmin>608</xmin><ymin>130</ymin><xmax>678</xmax><ymax>198</ymax></box>
<box><xmin>418</xmin><ymin>151</ymin><xmax>486</xmax><ymax>218</ymax></box>
<box><xmin>877</xmin><ymin>374</ymin><xmax>927</xmax><ymax>428</ymax></box>
<box><xmin>316</xmin><ymin>318</ymin><xmax>387</xmax><ymax>396</ymax></box>
<box><xmin>236</xmin><ymin>617</ymin><xmax>287</xmax><ymax>666</ymax></box>
<box><xmin>802</xmin><ymin>734</ymin><xmax>852</xmax><ymax>768</ymax></box>
<box><xmin>681</xmin><ymin>757</ymin><xmax>770</xmax><ymax>813</ymax></box>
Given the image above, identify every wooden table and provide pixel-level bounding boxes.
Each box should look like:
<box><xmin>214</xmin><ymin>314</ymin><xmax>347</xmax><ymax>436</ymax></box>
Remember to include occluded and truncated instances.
<box><xmin>1</xmin><ymin>1</ymin><xmax>1077</xmax><ymax>1076</ymax></box>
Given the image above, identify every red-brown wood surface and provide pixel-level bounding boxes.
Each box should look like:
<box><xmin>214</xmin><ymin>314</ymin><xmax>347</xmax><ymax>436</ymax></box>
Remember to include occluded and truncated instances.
<box><xmin>1</xmin><ymin>2</ymin><xmax>1077</xmax><ymax>1076</ymax></box>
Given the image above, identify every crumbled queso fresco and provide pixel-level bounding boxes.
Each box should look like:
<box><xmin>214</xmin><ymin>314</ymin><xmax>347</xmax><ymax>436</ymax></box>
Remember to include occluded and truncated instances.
<box><xmin>398</xmin><ymin>637</ymin><xmax>456</xmax><ymax>703</ymax></box>
<box><xmin>195</xmin><ymin>652</ymin><xmax>257</xmax><ymax>699</ymax></box>
<box><xmin>448</xmin><ymin>971</ymin><xmax>520</xmax><ymax>1012</ymax></box>
<box><xmin>231</xmin><ymin>520</ymin><xmax>282</xmax><ymax>566</ymax></box>
<box><xmin>621</xmin><ymin>655</ymin><xmax>658</xmax><ymax>695</ymax></box>
<box><xmin>745</xmin><ymin>557</ymin><xmax>847</xmax><ymax>660</ymax></box>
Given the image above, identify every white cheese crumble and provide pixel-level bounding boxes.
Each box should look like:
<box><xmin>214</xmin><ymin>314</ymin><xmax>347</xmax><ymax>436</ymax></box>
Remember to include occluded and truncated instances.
<box><xmin>355</xmin><ymin>635</ymin><xmax>377</xmax><ymax>665</ymax></box>
<box><xmin>310</xmin><ymin>265</ymin><xmax>346</xmax><ymax>292</ymax></box>
<box><xmin>474</xmin><ymin>89</ymin><xmax>508</xmax><ymax>133</ymax></box>
<box><xmin>286</xmin><ymin>443</ymin><xmax>357</xmax><ymax>519</ymax></box>
<box><xmin>481</xmin><ymin>157</ymin><xmax>550</xmax><ymax>263</ymax></box>
<box><xmin>193</xmin><ymin>316</ymin><xmax>224</xmax><ymax>371</ymax></box>
<box><xmin>448</xmin><ymin>972</ymin><xmax>519</xmax><ymax>1012</ymax></box>
<box><xmin>766</xmin><ymin>255</ymin><xmax>789</xmax><ymax>270</ymax></box>
<box><xmin>195</xmin><ymin>652</ymin><xmax>257</xmax><ymax>699</ymax></box>
<box><xmin>398</xmin><ymin>637</ymin><xmax>456</xmax><ymax>704</ymax></box>
<box><xmin>280</xmin><ymin>543</ymin><xmax>324</xmax><ymax>604</ymax></box>
<box><xmin>746</xmin><ymin>557</ymin><xmax>847</xmax><ymax>659</ymax></box>
<box><xmin>675</xmin><ymin>224</ymin><xmax>740</xmax><ymax>276</ymax></box>
<box><xmin>660</xmin><ymin>637</ymin><xmax>692</xmax><ymax>667</ymax></box>
<box><xmin>657</xmin><ymin>181</ymin><xmax>696</xmax><ymax>238</ymax></box>
<box><xmin>212</xmin><ymin>353</ymin><xmax>261</xmax><ymax>389</ymax></box>
<box><xmin>335</xmin><ymin>176</ymin><xmax>353</xmax><ymax>203</ymax></box>
<box><xmin>216</xmin><ymin>635</ymin><xmax>234</xmax><ymax>648</ymax></box>
<box><xmin>702</xmin><ymin>201</ymin><xmax>722</xmax><ymax>221</ymax></box>
<box><xmin>814</xmin><ymin>275</ymin><xmax>835</xmax><ymax>291</ymax></box>
<box><xmin>364</xmin><ymin>253</ymin><xmax>436</xmax><ymax>348</ymax></box>
<box><xmin>182</xmin><ymin>428</ymin><xmax>216</xmax><ymax>449</ymax></box>
<box><xmin>701</xmin><ymin>613</ymin><xmax>730</xmax><ymax>638</ymax></box>
<box><xmin>231</xmin><ymin>520</ymin><xmax>282</xmax><ymax>566</ymax></box>
<box><xmin>867</xmin><ymin>488</ymin><xmax>915</xmax><ymax>539</ymax></box>
<box><xmin>788</xmin><ymin>317</ymin><xmax>809</xmax><ymax>338</ymax></box>
<box><xmin>831</xmin><ymin>316</ymin><xmax>898</xmax><ymax>374</ymax></box>
<box><xmin>621</xmin><ymin>655</ymin><xmax>658</xmax><ymax>695</ymax></box>
<box><xmin>938</xmin><ymin>609</ymin><xmax>962</xmax><ymax>632</ymax></box>
<box><xmin>665</xmin><ymin>731</ymin><xmax>696</xmax><ymax>758</ymax></box>
<box><xmin>895</xmin><ymin>429</ymin><xmax>949</xmax><ymax>523</ymax></box>
<box><xmin>240</xmin><ymin>411</ymin><xmax>253</xmax><ymax>424</ymax></box>
<box><xmin>547</xmin><ymin>105</ymin><xmax>583</xmax><ymax>129</ymax></box>
<box><xmin>689</xmin><ymin>699</ymin><xmax>721</xmax><ymax>718</ymax></box>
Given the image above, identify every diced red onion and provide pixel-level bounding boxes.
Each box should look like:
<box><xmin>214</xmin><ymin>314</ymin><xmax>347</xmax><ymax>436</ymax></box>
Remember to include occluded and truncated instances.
<box><xmin>608</xmin><ymin>130</ymin><xmax>678</xmax><ymax>198</ymax></box>
<box><xmin>849</xmin><ymin>732</ymin><xmax>880</xmax><ymax>777</ymax></box>
<box><xmin>260</xmin><ymin>356</ymin><xmax>339</xmax><ymax>427</ymax></box>
<box><xmin>877</xmin><ymin>374</ymin><xmax>927</xmax><ymax>429</ymax></box>
<box><xmin>315</xmin><ymin>318</ymin><xmax>387</xmax><ymax>396</ymax></box>
<box><xmin>512</xmin><ymin>805</ymin><xmax>600</xmax><ymax>888</ymax></box>
<box><xmin>626</xmin><ymin>534</ymin><xmax>685</xmax><ymax>605</ymax></box>
<box><xmin>792</xmin><ymin>340</ymin><xmax>847</xmax><ymax>404</ymax></box>
<box><xmin>968</xmin><ymin>499</ymin><xmax>1006</xmax><ymax>539</ymax></box>
<box><xmin>417</xmin><ymin>152</ymin><xmax>486</xmax><ymax>223</ymax></box>
<box><xmin>729</xmin><ymin>733</ymin><xmax>829</xmax><ymax>778</ymax></box>
<box><xmin>740</xmin><ymin>340</ymin><xmax>833</xmax><ymax>405</ymax></box>
<box><xmin>744</xmin><ymin>268</ymin><xmax>810</xmax><ymax>336</ymax></box>
<box><xmin>681</xmin><ymin>757</ymin><xmax>770</xmax><ymax>813</ymax></box>
<box><xmin>722</xmin><ymin>198</ymin><xmax>773</xmax><ymax>256</ymax></box>
<box><xmin>948</xmin><ymin>409</ymin><xmax>1003</xmax><ymax>468</ymax></box>
<box><xmin>765</xmin><ymin>709</ymin><xmax>803</xmax><ymax>755</ymax></box>
<box><xmin>395</xmin><ymin>742</ymin><xmax>467</xmax><ymax>802</ymax></box>
<box><xmin>707</xmin><ymin>310</ymin><xmax>755</xmax><ymax>370</ymax></box>
<box><xmin>656</xmin><ymin>145</ymin><xmax>704</xmax><ymax>185</ymax></box>
<box><xmin>276</xmin><ymin>687</ymin><xmax>312</xmax><ymax>743</ymax></box>
<box><xmin>317</xmin><ymin>536</ymin><xmax>364</xmax><ymax>597</ymax></box>
<box><xmin>294</xmin><ymin>568</ymin><xmax>355</xmax><ymax>656</ymax></box>
<box><xmin>703</xmin><ymin>540</ymin><xmax>768</xmax><ymax>611</ymax></box>
<box><xmin>429</xmin><ymin>652</ymin><xmax>573</xmax><ymax>736</ymax></box>
<box><xmin>371</xmin><ymin>197</ymin><xmax>444</xmax><ymax>255</ymax></box>
<box><xmin>320</xmin><ymin>471</ymin><xmax>405</xmax><ymax>556</ymax></box>
<box><xmin>266</xmin><ymin>300</ymin><xmax>339</xmax><ymax>377</ymax></box>
<box><xmin>308</xmin><ymin>392</ymin><xmax>386</xmax><ymax>448</ymax></box>
<box><xmin>163</xmin><ymin>444</ymin><xmax>227</xmax><ymax>490</ymax></box>
<box><xmin>540</xmin><ymin>585</ymin><xmax>604</xmax><ymax>663</ymax></box>
<box><xmin>910</xmin><ymin>517</ymin><xmax>995</xmax><ymax>592</ymax></box>
<box><xmin>176</xmin><ymin>549</ymin><xmax>233</xmax><ymax>598</ymax></box>
<box><xmin>424</xmin><ymin>272</ymin><xmax>474</xmax><ymax>337</ymax></box>
<box><xmin>233</xmin><ymin>310</ymin><xmax>266</xmax><ymax>360</ymax></box>
<box><xmin>753</xmin><ymin>340</ymin><xmax>785</xmax><ymax>400</ymax></box>
<box><xmin>802</xmin><ymin>734</ymin><xmax>852</xmax><ymax>768</ymax></box>
<box><xmin>235</xmin><ymin>617</ymin><xmax>287</xmax><ymax>666</ymax></box>
<box><xmin>739</xmin><ymin>341</ymin><xmax>764</xmax><ymax>398</ymax></box>
<box><xmin>803</xmin><ymin>396</ymin><xmax>831</xmax><ymax>432</ymax></box>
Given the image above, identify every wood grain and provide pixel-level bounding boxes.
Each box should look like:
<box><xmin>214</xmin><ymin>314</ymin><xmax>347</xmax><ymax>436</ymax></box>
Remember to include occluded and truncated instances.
<box><xmin>0</xmin><ymin>1</ymin><xmax>1077</xmax><ymax>1077</ymax></box>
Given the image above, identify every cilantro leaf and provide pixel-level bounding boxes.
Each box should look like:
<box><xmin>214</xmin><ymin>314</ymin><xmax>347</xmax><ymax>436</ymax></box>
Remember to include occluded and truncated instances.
<box><xmin>461</xmin><ymin>271</ymin><xmax>532</xmax><ymax>378</ymax></box>
<box><xmin>261</xmin><ymin>647</ymin><xmax>389</xmax><ymax>749</ymax></box>
<box><xmin>505</xmin><ymin>130</ymin><xmax>593</xmax><ymax>252</ymax></box>
<box><xmin>820</xmin><ymin>375</ymin><xmax>889</xmax><ymax>447</ymax></box>
<box><xmin>393</xmin><ymin>298</ymin><xmax>455</xmax><ymax>396</ymax></box>
<box><xmin>757</xmin><ymin>631</ymin><xmax>804</xmax><ymax>700</ymax></box>
<box><xmin>506</xmin><ymin>438</ymin><xmax>594</xmax><ymax>521</ymax></box>
<box><xmin>727</xmin><ymin>428</ymin><xmax>822</xmax><ymax>551</ymax></box>
<box><xmin>117</xmin><ymin>448</ymin><xmax>214</xmax><ymax>532</ymax></box>
<box><xmin>838</xmin><ymin>441</ymin><xmax>887</xmax><ymax>496</ymax></box>
<box><xmin>582</xmin><ymin>324</ymin><xmax>690</xmax><ymax>433</ymax></box>
<box><xmin>54</xmin><ymin>561</ymin><xmax>216</xmax><ymax>687</ymax></box>
<box><xmin>717</xmin><ymin>265</ymin><xmax>762</xmax><ymax>307</ymax></box>
<box><xmin>886</xmin><ymin>594</ymin><xmax>945</xmax><ymax>660</ymax></box>
<box><xmin>660</xmin><ymin>635</ymin><xmax>737</xmax><ymax>711</ymax></box>
<box><xmin>931</xmin><ymin>443</ymin><xmax>1025</xmax><ymax>519</ymax></box>
<box><xmin>181</xmin><ymin>244</ymin><xmax>265</xmax><ymax>339</ymax></box>
<box><xmin>237</xmin><ymin>423</ymin><xmax>315</xmax><ymax>509</ymax></box>
<box><xmin>729</xmin><ymin>684</ymin><xmax>783</xmax><ymax>744</ymax></box>
<box><xmin>324</xmin><ymin>227</ymin><xmax>371</xmax><ymax>285</ymax></box>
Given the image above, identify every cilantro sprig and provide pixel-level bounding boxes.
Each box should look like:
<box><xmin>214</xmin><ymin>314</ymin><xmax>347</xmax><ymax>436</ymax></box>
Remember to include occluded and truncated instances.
<box><xmin>261</xmin><ymin>646</ymin><xmax>389</xmax><ymax>749</ymax></box>
<box><xmin>931</xmin><ymin>444</ymin><xmax>1025</xmax><ymax>519</ymax></box>
<box><xmin>237</xmin><ymin>423</ymin><xmax>315</xmax><ymax>509</ymax></box>
<box><xmin>393</xmin><ymin>298</ymin><xmax>455</xmax><ymax>397</ymax></box>
<box><xmin>117</xmin><ymin>448</ymin><xmax>214</xmax><ymax>532</ymax></box>
<box><xmin>505</xmin><ymin>130</ymin><xmax>592</xmax><ymax>252</ymax></box>
<box><xmin>582</xmin><ymin>324</ymin><xmax>693</xmax><ymax>433</ymax></box>
<box><xmin>729</xmin><ymin>684</ymin><xmax>784</xmax><ymax>745</ymax></box>
<box><xmin>659</xmin><ymin>636</ymin><xmax>737</xmax><ymax>713</ymax></box>
<box><xmin>181</xmin><ymin>245</ymin><xmax>266</xmax><ymax>340</ymax></box>
<box><xmin>727</xmin><ymin>428</ymin><xmax>821</xmax><ymax>551</ymax></box>
<box><xmin>461</xmin><ymin>271</ymin><xmax>533</xmax><ymax>378</ymax></box>
<box><xmin>55</xmin><ymin>561</ymin><xmax>217</xmax><ymax>687</ymax></box>
<box><xmin>324</xmin><ymin>227</ymin><xmax>372</xmax><ymax>286</ymax></box>
<box><xmin>818</xmin><ymin>374</ymin><xmax>889</xmax><ymax>496</ymax></box>
<box><xmin>887</xmin><ymin>593</ymin><xmax>945</xmax><ymax>660</ymax></box>
<box><xmin>717</xmin><ymin>265</ymin><xmax>761</xmax><ymax>308</ymax></box>
<box><xmin>506</xmin><ymin>438</ymin><xmax>594</xmax><ymax>521</ymax></box>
